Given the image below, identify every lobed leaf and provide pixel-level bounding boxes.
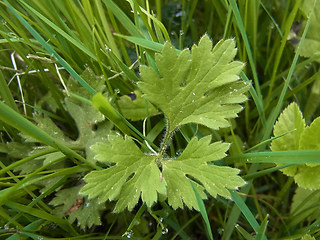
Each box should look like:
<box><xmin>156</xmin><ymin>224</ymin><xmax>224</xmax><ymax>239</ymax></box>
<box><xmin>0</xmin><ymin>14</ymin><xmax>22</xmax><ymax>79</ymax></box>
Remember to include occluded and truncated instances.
<box><xmin>271</xmin><ymin>102</ymin><xmax>320</xmax><ymax>189</ymax></box>
<box><xmin>139</xmin><ymin>34</ymin><xmax>249</xmax><ymax>132</ymax></box>
<box><xmin>81</xmin><ymin>134</ymin><xmax>167</xmax><ymax>212</ymax></box>
<box><xmin>299</xmin><ymin>0</ymin><xmax>320</xmax><ymax>62</ymax></box>
<box><xmin>81</xmin><ymin>35</ymin><xmax>247</xmax><ymax>212</ymax></box>
<box><xmin>50</xmin><ymin>185</ymin><xmax>105</xmax><ymax>230</ymax></box>
<box><xmin>162</xmin><ymin>136</ymin><xmax>245</xmax><ymax>210</ymax></box>
<box><xmin>82</xmin><ymin>135</ymin><xmax>245</xmax><ymax>211</ymax></box>
<box><xmin>270</xmin><ymin>102</ymin><xmax>305</xmax><ymax>176</ymax></box>
<box><xmin>117</xmin><ymin>90</ymin><xmax>159</xmax><ymax>121</ymax></box>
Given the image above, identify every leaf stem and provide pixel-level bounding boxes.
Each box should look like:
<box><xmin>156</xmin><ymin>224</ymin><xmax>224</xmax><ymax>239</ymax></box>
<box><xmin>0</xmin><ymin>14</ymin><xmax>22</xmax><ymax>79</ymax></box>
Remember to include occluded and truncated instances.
<box><xmin>158</xmin><ymin>121</ymin><xmax>172</xmax><ymax>158</ymax></box>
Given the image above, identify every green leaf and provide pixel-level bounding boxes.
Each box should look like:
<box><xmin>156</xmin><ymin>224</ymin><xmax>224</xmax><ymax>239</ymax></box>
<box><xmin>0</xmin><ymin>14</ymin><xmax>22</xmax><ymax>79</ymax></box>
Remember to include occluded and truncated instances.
<box><xmin>162</xmin><ymin>136</ymin><xmax>244</xmax><ymax>209</ymax></box>
<box><xmin>50</xmin><ymin>185</ymin><xmax>105</xmax><ymax>230</ymax></box>
<box><xmin>271</xmin><ymin>102</ymin><xmax>320</xmax><ymax>189</ymax></box>
<box><xmin>291</xmin><ymin>187</ymin><xmax>320</xmax><ymax>219</ymax></box>
<box><xmin>301</xmin><ymin>234</ymin><xmax>316</xmax><ymax>240</ymax></box>
<box><xmin>81</xmin><ymin>134</ymin><xmax>167</xmax><ymax>212</ymax></box>
<box><xmin>139</xmin><ymin>34</ymin><xmax>248</xmax><ymax>133</ymax></box>
<box><xmin>118</xmin><ymin>90</ymin><xmax>159</xmax><ymax>121</ymax></box>
<box><xmin>67</xmin><ymin>68</ymin><xmax>106</xmax><ymax>100</ymax></box>
<box><xmin>300</xmin><ymin>118</ymin><xmax>320</xmax><ymax>153</ymax></box>
<box><xmin>82</xmin><ymin>135</ymin><xmax>245</xmax><ymax>212</ymax></box>
<box><xmin>270</xmin><ymin>102</ymin><xmax>305</xmax><ymax>176</ymax></box>
<box><xmin>271</xmin><ymin>103</ymin><xmax>305</xmax><ymax>152</ymax></box>
<box><xmin>81</xmin><ymin>35</ymin><xmax>247</xmax><ymax>212</ymax></box>
<box><xmin>299</xmin><ymin>0</ymin><xmax>320</xmax><ymax>62</ymax></box>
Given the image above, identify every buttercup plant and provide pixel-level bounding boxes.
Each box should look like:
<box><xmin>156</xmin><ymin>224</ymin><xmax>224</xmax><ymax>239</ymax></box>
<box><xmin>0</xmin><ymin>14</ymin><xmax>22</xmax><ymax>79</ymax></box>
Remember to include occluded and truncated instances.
<box><xmin>81</xmin><ymin>35</ymin><xmax>250</xmax><ymax>212</ymax></box>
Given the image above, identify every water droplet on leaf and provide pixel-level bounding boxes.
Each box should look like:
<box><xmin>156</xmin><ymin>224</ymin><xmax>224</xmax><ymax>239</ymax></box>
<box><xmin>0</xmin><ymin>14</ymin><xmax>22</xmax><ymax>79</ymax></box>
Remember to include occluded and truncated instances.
<box><xmin>124</xmin><ymin>230</ymin><xmax>133</xmax><ymax>238</ymax></box>
<box><xmin>162</xmin><ymin>228</ymin><xmax>169</xmax><ymax>235</ymax></box>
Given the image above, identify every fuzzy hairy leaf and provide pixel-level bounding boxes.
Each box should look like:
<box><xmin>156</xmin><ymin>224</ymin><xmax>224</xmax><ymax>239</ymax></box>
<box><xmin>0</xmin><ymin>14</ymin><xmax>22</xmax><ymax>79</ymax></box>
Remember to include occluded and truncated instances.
<box><xmin>271</xmin><ymin>102</ymin><xmax>320</xmax><ymax>189</ymax></box>
<box><xmin>139</xmin><ymin>34</ymin><xmax>248</xmax><ymax>132</ymax></box>
<box><xmin>50</xmin><ymin>185</ymin><xmax>105</xmax><ymax>230</ymax></box>
<box><xmin>81</xmin><ymin>135</ymin><xmax>245</xmax><ymax>211</ymax></box>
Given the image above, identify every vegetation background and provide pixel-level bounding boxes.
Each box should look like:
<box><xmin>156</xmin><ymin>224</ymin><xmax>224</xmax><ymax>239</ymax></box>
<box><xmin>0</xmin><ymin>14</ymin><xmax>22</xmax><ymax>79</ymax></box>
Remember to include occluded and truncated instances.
<box><xmin>0</xmin><ymin>0</ymin><xmax>320</xmax><ymax>239</ymax></box>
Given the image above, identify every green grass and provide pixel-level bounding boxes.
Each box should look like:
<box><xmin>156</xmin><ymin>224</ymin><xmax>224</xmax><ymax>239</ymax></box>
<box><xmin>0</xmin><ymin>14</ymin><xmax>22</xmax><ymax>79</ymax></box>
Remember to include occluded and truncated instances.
<box><xmin>0</xmin><ymin>0</ymin><xmax>320</xmax><ymax>239</ymax></box>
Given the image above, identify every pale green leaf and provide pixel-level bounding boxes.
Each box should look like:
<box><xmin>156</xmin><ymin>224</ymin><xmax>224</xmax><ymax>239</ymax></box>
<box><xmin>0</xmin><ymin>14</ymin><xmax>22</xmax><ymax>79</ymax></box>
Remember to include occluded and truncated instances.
<box><xmin>300</xmin><ymin>0</ymin><xmax>320</xmax><ymax>62</ymax></box>
<box><xmin>270</xmin><ymin>102</ymin><xmax>305</xmax><ymax>176</ymax></box>
<box><xmin>82</xmin><ymin>135</ymin><xmax>245</xmax><ymax>211</ymax></box>
<box><xmin>139</xmin><ymin>34</ymin><xmax>248</xmax><ymax>133</ymax></box>
<box><xmin>163</xmin><ymin>136</ymin><xmax>245</xmax><ymax>210</ymax></box>
<box><xmin>300</xmin><ymin>117</ymin><xmax>320</xmax><ymax>151</ymax></box>
<box><xmin>50</xmin><ymin>185</ymin><xmax>105</xmax><ymax>230</ymax></box>
<box><xmin>271</xmin><ymin>103</ymin><xmax>305</xmax><ymax>152</ymax></box>
<box><xmin>271</xmin><ymin>103</ymin><xmax>320</xmax><ymax>189</ymax></box>
<box><xmin>291</xmin><ymin>187</ymin><xmax>320</xmax><ymax>219</ymax></box>
<box><xmin>81</xmin><ymin>134</ymin><xmax>166</xmax><ymax>212</ymax></box>
<box><xmin>117</xmin><ymin>90</ymin><xmax>159</xmax><ymax>121</ymax></box>
<box><xmin>301</xmin><ymin>234</ymin><xmax>316</xmax><ymax>240</ymax></box>
<box><xmin>294</xmin><ymin>165</ymin><xmax>320</xmax><ymax>189</ymax></box>
<box><xmin>81</xmin><ymin>35</ymin><xmax>247</xmax><ymax>212</ymax></box>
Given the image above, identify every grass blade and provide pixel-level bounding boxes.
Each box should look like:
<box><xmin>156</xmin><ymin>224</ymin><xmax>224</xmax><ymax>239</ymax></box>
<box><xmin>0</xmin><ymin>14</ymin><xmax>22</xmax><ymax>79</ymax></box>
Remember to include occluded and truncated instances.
<box><xmin>190</xmin><ymin>181</ymin><xmax>213</xmax><ymax>240</ymax></box>
<box><xmin>230</xmin><ymin>190</ymin><xmax>267</xmax><ymax>240</ymax></box>
<box><xmin>3</xmin><ymin>0</ymin><xmax>96</xmax><ymax>94</ymax></box>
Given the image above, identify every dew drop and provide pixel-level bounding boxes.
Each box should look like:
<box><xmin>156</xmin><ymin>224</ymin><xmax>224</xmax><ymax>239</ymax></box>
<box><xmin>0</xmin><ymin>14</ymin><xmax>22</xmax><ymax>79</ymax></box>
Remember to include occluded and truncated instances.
<box><xmin>160</xmin><ymin>217</ymin><xmax>164</xmax><ymax>222</ymax></box>
<box><xmin>38</xmin><ymin>237</ymin><xmax>44</xmax><ymax>240</ymax></box>
<box><xmin>3</xmin><ymin>225</ymin><xmax>9</xmax><ymax>230</ymax></box>
<box><xmin>192</xmin><ymin>92</ymin><xmax>195</xmax><ymax>95</ymax></box>
<box><xmin>105</xmin><ymin>44</ymin><xmax>111</xmax><ymax>52</ymax></box>
<box><xmin>175</xmin><ymin>150</ymin><xmax>182</xmax><ymax>156</ymax></box>
<box><xmin>115</xmin><ymin>88</ymin><xmax>120</xmax><ymax>94</ymax></box>
<box><xmin>124</xmin><ymin>230</ymin><xmax>133</xmax><ymax>238</ymax></box>
<box><xmin>179</xmin><ymin>30</ymin><xmax>184</xmax><ymax>35</ymax></box>
<box><xmin>218</xmin><ymin>228</ymin><xmax>225</xmax><ymax>234</ymax></box>
<box><xmin>85</xmin><ymin>203</ymin><xmax>90</xmax><ymax>207</ymax></box>
<box><xmin>192</xmin><ymin>100</ymin><xmax>195</xmax><ymax>103</ymax></box>
<box><xmin>175</xmin><ymin>11</ymin><xmax>183</xmax><ymax>17</ymax></box>
<box><xmin>162</xmin><ymin>228</ymin><xmax>169</xmax><ymax>235</ymax></box>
